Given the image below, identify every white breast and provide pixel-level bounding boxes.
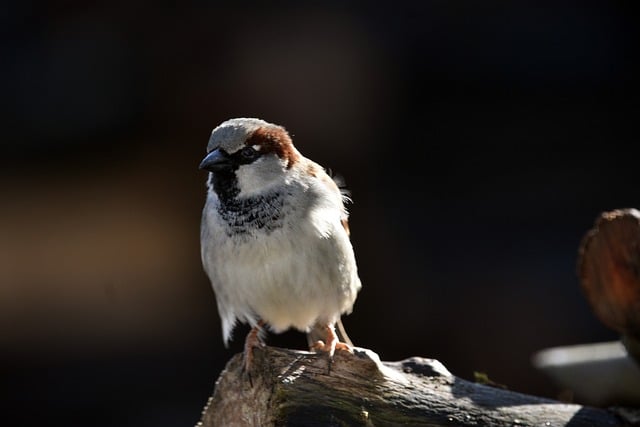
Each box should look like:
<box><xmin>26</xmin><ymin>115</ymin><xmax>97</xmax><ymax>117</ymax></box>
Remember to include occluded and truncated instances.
<box><xmin>201</xmin><ymin>179</ymin><xmax>360</xmax><ymax>345</ymax></box>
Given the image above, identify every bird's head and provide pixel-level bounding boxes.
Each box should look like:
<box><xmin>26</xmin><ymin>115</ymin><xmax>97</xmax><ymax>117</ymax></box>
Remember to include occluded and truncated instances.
<box><xmin>199</xmin><ymin>118</ymin><xmax>301</xmax><ymax>201</ymax></box>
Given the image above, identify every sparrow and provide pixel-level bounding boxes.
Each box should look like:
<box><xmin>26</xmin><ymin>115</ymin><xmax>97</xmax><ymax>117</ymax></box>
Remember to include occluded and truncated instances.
<box><xmin>199</xmin><ymin>118</ymin><xmax>362</xmax><ymax>369</ymax></box>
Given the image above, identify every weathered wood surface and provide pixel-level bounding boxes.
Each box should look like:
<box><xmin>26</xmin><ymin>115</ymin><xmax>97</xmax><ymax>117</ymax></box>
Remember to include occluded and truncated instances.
<box><xmin>578</xmin><ymin>208</ymin><xmax>640</xmax><ymax>363</ymax></box>
<box><xmin>197</xmin><ymin>346</ymin><xmax>626</xmax><ymax>427</ymax></box>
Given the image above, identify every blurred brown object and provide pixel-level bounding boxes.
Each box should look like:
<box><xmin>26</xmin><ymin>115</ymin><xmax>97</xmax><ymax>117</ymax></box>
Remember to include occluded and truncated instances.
<box><xmin>578</xmin><ymin>208</ymin><xmax>640</xmax><ymax>363</ymax></box>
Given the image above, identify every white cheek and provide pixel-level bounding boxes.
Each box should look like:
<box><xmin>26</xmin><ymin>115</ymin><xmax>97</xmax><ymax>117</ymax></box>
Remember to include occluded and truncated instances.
<box><xmin>236</xmin><ymin>156</ymin><xmax>287</xmax><ymax>197</ymax></box>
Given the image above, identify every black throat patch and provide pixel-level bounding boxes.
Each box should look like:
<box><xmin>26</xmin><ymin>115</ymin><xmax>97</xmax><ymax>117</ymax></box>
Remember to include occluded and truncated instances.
<box><xmin>218</xmin><ymin>189</ymin><xmax>285</xmax><ymax>235</ymax></box>
<box><xmin>209</xmin><ymin>170</ymin><xmax>240</xmax><ymax>202</ymax></box>
<box><xmin>209</xmin><ymin>172</ymin><xmax>285</xmax><ymax>235</ymax></box>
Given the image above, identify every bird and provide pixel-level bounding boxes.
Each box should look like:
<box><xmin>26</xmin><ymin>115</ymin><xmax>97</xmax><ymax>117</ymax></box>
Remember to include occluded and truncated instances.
<box><xmin>199</xmin><ymin>118</ymin><xmax>362</xmax><ymax>370</ymax></box>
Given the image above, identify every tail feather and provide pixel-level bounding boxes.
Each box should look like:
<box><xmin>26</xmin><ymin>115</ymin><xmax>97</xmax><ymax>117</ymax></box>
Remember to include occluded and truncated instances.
<box><xmin>335</xmin><ymin>318</ymin><xmax>353</xmax><ymax>347</ymax></box>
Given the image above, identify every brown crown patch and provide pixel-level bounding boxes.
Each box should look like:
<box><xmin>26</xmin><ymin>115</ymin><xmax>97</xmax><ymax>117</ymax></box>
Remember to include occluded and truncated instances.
<box><xmin>246</xmin><ymin>125</ymin><xmax>300</xmax><ymax>169</ymax></box>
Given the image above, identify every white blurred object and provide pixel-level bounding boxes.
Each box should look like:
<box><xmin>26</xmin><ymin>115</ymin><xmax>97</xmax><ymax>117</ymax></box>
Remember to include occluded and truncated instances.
<box><xmin>533</xmin><ymin>340</ymin><xmax>640</xmax><ymax>406</ymax></box>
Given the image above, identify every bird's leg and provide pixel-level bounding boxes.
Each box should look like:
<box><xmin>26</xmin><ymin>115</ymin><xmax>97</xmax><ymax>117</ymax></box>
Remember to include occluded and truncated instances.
<box><xmin>243</xmin><ymin>319</ymin><xmax>266</xmax><ymax>373</ymax></box>
<box><xmin>310</xmin><ymin>324</ymin><xmax>352</xmax><ymax>357</ymax></box>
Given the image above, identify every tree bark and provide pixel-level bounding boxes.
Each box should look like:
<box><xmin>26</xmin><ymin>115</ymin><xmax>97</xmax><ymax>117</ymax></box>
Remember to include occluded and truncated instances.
<box><xmin>578</xmin><ymin>208</ymin><xmax>640</xmax><ymax>363</ymax></box>
<box><xmin>197</xmin><ymin>346</ymin><xmax>627</xmax><ymax>427</ymax></box>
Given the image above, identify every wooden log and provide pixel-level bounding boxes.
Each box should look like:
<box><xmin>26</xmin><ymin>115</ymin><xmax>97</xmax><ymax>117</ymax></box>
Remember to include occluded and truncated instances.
<box><xmin>578</xmin><ymin>208</ymin><xmax>640</xmax><ymax>362</ymax></box>
<box><xmin>197</xmin><ymin>346</ymin><xmax>625</xmax><ymax>427</ymax></box>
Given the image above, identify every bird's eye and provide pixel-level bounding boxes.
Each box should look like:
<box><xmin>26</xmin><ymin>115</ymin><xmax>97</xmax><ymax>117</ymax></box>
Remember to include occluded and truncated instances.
<box><xmin>240</xmin><ymin>146</ymin><xmax>259</xmax><ymax>159</ymax></box>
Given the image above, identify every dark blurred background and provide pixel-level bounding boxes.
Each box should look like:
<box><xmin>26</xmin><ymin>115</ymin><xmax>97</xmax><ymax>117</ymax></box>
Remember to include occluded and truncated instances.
<box><xmin>2</xmin><ymin>1</ymin><xmax>639</xmax><ymax>425</ymax></box>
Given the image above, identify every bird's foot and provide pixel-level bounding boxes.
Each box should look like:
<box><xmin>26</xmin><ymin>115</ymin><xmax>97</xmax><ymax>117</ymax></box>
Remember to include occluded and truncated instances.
<box><xmin>310</xmin><ymin>339</ymin><xmax>353</xmax><ymax>357</ymax></box>
<box><xmin>310</xmin><ymin>324</ymin><xmax>353</xmax><ymax>365</ymax></box>
<box><xmin>243</xmin><ymin>321</ymin><xmax>266</xmax><ymax>379</ymax></box>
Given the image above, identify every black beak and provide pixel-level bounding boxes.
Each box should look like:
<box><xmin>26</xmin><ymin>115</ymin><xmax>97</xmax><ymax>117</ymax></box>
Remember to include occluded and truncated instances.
<box><xmin>199</xmin><ymin>149</ymin><xmax>232</xmax><ymax>172</ymax></box>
